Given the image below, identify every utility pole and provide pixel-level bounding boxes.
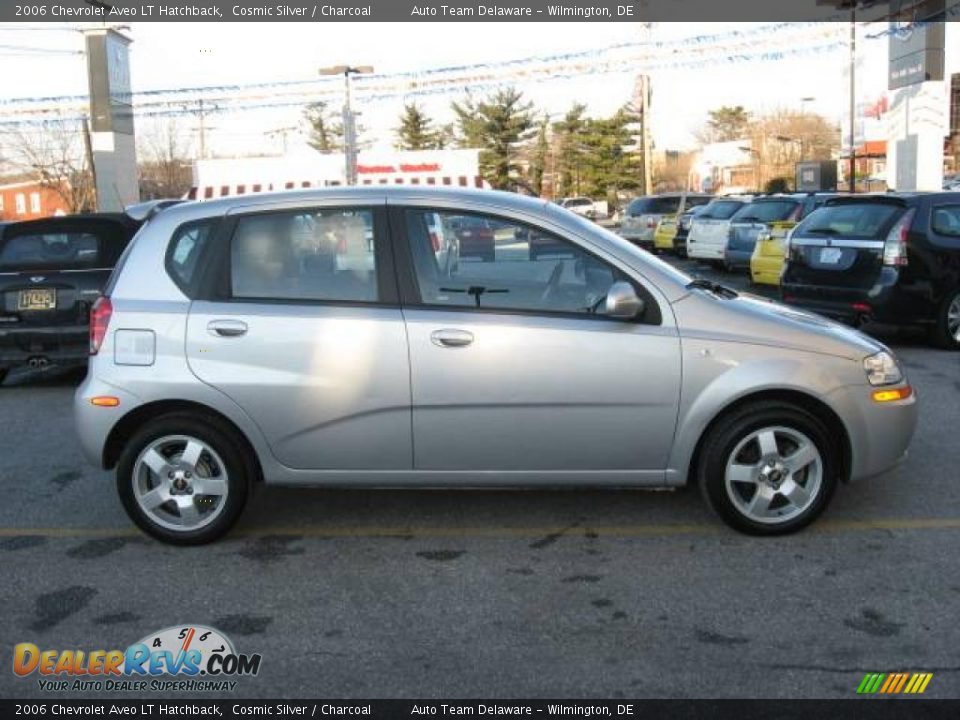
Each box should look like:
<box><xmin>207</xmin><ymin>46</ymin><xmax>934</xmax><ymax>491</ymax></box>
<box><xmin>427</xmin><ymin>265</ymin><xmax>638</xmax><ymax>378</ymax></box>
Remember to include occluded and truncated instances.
<box><xmin>848</xmin><ymin>7</ymin><xmax>857</xmax><ymax>193</ymax></box>
<box><xmin>266</xmin><ymin>126</ymin><xmax>298</xmax><ymax>153</ymax></box>
<box><xmin>320</xmin><ymin>65</ymin><xmax>373</xmax><ymax>186</ymax></box>
<box><xmin>198</xmin><ymin>99</ymin><xmax>207</xmax><ymax>160</ymax></box>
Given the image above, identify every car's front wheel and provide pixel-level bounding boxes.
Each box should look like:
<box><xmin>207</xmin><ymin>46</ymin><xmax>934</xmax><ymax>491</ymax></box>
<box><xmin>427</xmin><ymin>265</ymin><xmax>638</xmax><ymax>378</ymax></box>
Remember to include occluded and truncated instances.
<box><xmin>116</xmin><ymin>413</ymin><xmax>251</xmax><ymax>545</ymax></box>
<box><xmin>931</xmin><ymin>288</ymin><xmax>960</xmax><ymax>351</ymax></box>
<box><xmin>698</xmin><ymin>402</ymin><xmax>839</xmax><ymax>535</ymax></box>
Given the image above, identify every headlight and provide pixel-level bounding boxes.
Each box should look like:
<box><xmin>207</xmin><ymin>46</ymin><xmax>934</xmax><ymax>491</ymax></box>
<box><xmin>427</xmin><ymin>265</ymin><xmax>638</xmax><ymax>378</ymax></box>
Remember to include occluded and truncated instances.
<box><xmin>863</xmin><ymin>351</ymin><xmax>903</xmax><ymax>386</ymax></box>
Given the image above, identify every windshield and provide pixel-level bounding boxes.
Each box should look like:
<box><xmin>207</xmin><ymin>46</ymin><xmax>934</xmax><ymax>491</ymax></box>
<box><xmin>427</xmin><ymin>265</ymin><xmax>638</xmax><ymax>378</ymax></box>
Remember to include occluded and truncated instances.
<box><xmin>731</xmin><ymin>200</ymin><xmax>799</xmax><ymax>223</ymax></box>
<box><xmin>794</xmin><ymin>202</ymin><xmax>904</xmax><ymax>239</ymax></box>
<box><xmin>699</xmin><ymin>200</ymin><xmax>745</xmax><ymax>220</ymax></box>
<box><xmin>562</xmin><ymin>211</ymin><xmax>693</xmax><ymax>288</ymax></box>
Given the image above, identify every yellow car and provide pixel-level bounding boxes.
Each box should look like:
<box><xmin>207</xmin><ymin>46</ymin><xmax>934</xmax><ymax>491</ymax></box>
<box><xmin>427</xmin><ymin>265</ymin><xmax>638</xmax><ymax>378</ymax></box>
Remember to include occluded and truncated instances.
<box><xmin>653</xmin><ymin>215</ymin><xmax>679</xmax><ymax>252</ymax></box>
<box><xmin>749</xmin><ymin>221</ymin><xmax>795</xmax><ymax>286</ymax></box>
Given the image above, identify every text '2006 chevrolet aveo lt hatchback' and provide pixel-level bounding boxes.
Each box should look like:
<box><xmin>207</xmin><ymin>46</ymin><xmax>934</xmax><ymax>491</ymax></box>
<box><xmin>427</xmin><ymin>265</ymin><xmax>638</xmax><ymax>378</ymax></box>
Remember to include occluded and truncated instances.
<box><xmin>75</xmin><ymin>188</ymin><xmax>918</xmax><ymax>544</ymax></box>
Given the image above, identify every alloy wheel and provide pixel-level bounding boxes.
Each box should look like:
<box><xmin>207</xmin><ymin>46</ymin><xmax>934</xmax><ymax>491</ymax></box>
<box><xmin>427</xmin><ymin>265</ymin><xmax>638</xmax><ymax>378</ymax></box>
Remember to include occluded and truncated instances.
<box><xmin>132</xmin><ymin>434</ymin><xmax>229</xmax><ymax>532</ymax></box>
<box><xmin>724</xmin><ymin>425</ymin><xmax>823</xmax><ymax>525</ymax></box>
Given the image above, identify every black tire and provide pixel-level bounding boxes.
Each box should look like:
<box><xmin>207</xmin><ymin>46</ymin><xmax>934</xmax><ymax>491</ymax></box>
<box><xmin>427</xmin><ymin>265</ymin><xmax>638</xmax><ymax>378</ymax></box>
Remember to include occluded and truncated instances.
<box><xmin>930</xmin><ymin>287</ymin><xmax>960</xmax><ymax>351</ymax></box>
<box><xmin>697</xmin><ymin>401</ymin><xmax>840</xmax><ymax>536</ymax></box>
<box><xmin>116</xmin><ymin>412</ymin><xmax>251</xmax><ymax>545</ymax></box>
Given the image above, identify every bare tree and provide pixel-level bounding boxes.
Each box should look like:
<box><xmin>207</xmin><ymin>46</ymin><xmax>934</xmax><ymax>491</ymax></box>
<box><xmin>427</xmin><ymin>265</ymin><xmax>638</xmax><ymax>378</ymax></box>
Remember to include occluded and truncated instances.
<box><xmin>1</xmin><ymin>117</ymin><xmax>96</xmax><ymax>213</ymax></box>
<box><xmin>138</xmin><ymin>117</ymin><xmax>193</xmax><ymax>199</ymax></box>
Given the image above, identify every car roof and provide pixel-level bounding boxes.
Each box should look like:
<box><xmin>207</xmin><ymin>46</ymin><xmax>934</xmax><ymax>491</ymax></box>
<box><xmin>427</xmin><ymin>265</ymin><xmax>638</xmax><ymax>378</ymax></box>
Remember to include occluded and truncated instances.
<box><xmin>154</xmin><ymin>186</ymin><xmax>552</xmax><ymax>225</ymax></box>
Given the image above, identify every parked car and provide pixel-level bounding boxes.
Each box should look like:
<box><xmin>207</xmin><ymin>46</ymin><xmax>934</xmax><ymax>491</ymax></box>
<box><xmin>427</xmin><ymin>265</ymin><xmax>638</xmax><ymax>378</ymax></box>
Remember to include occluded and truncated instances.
<box><xmin>75</xmin><ymin>187</ymin><xmax>916</xmax><ymax>544</ymax></box>
<box><xmin>447</xmin><ymin>215</ymin><xmax>495</xmax><ymax>262</ymax></box>
<box><xmin>652</xmin><ymin>196</ymin><xmax>715</xmax><ymax>254</ymax></box>
<box><xmin>560</xmin><ymin>196</ymin><xmax>608</xmax><ymax>220</ymax></box>
<box><xmin>620</xmin><ymin>193</ymin><xmax>713</xmax><ymax>250</ymax></box>
<box><xmin>751</xmin><ymin>193</ymin><xmax>841</xmax><ymax>287</ymax></box>
<box><xmin>0</xmin><ymin>213</ymin><xmax>142</xmax><ymax>384</ymax></box>
<box><xmin>782</xmin><ymin>193</ymin><xmax>960</xmax><ymax>349</ymax></box>
<box><xmin>724</xmin><ymin>196</ymin><xmax>806</xmax><ymax>273</ymax></box>
<box><xmin>686</xmin><ymin>197</ymin><xmax>751</xmax><ymax>264</ymax></box>
<box><xmin>672</xmin><ymin>205</ymin><xmax>709</xmax><ymax>258</ymax></box>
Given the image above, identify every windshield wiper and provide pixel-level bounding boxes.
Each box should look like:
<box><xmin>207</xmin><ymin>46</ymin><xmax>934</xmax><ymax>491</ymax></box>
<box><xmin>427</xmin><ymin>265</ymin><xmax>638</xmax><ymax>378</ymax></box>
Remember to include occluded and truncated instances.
<box><xmin>686</xmin><ymin>278</ymin><xmax>738</xmax><ymax>299</ymax></box>
<box><xmin>802</xmin><ymin>226</ymin><xmax>841</xmax><ymax>235</ymax></box>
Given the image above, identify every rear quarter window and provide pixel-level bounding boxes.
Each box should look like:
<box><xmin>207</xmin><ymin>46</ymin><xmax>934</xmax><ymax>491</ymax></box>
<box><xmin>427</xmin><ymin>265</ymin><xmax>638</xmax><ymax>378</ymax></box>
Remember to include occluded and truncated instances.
<box><xmin>166</xmin><ymin>220</ymin><xmax>218</xmax><ymax>296</ymax></box>
<box><xmin>931</xmin><ymin>205</ymin><xmax>960</xmax><ymax>247</ymax></box>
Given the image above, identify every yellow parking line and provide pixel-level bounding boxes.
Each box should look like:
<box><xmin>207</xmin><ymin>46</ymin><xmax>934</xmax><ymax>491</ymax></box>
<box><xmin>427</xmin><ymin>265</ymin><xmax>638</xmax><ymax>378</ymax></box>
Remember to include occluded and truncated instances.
<box><xmin>0</xmin><ymin>517</ymin><xmax>959</xmax><ymax>540</ymax></box>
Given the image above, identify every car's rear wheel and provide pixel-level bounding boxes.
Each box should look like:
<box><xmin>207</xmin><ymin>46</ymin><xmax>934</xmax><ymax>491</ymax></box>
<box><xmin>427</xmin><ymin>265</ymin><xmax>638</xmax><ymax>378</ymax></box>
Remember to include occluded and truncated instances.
<box><xmin>931</xmin><ymin>288</ymin><xmax>960</xmax><ymax>351</ymax></box>
<box><xmin>698</xmin><ymin>402</ymin><xmax>839</xmax><ymax>535</ymax></box>
<box><xmin>116</xmin><ymin>413</ymin><xmax>251</xmax><ymax>545</ymax></box>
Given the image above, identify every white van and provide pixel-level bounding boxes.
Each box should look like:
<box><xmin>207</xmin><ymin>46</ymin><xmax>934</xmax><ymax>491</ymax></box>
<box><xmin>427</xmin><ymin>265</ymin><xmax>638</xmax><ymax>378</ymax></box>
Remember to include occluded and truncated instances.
<box><xmin>687</xmin><ymin>197</ymin><xmax>752</xmax><ymax>264</ymax></box>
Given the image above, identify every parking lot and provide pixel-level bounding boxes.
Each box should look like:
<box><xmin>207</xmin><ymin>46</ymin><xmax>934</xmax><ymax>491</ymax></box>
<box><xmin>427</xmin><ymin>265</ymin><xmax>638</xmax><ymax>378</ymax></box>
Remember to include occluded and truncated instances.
<box><xmin>1</xmin><ymin>255</ymin><xmax>958</xmax><ymax>700</ymax></box>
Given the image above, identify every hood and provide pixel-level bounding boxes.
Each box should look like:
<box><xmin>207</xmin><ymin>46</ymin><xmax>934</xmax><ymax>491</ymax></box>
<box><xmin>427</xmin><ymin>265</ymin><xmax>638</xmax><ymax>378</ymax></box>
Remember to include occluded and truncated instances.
<box><xmin>672</xmin><ymin>289</ymin><xmax>885</xmax><ymax>361</ymax></box>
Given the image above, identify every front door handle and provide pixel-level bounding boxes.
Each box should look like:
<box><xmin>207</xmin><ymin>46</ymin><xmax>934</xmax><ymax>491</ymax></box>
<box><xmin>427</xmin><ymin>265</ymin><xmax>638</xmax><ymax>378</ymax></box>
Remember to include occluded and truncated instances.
<box><xmin>208</xmin><ymin>319</ymin><xmax>248</xmax><ymax>338</ymax></box>
<box><xmin>430</xmin><ymin>329</ymin><xmax>474</xmax><ymax>348</ymax></box>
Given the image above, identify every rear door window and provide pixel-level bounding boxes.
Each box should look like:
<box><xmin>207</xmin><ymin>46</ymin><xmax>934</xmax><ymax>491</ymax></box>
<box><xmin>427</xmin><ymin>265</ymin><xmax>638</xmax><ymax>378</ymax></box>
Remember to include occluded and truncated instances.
<box><xmin>795</xmin><ymin>203</ymin><xmax>904</xmax><ymax>239</ymax></box>
<box><xmin>229</xmin><ymin>207</ymin><xmax>379</xmax><ymax>303</ymax></box>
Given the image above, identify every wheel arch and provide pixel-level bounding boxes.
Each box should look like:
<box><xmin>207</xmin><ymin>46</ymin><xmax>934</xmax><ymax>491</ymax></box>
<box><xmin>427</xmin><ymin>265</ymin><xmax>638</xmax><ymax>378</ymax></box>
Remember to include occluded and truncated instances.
<box><xmin>103</xmin><ymin>399</ymin><xmax>264</xmax><ymax>483</ymax></box>
<box><xmin>686</xmin><ymin>389</ymin><xmax>852</xmax><ymax>487</ymax></box>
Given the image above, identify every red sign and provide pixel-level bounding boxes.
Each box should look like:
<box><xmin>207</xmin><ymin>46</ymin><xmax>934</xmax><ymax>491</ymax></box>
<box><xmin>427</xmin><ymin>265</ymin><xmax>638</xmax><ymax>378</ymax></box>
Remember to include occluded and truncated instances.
<box><xmin>357</xmin><ymin>162</ymin><xmax>442</xmax><ymax>175</ymax></box>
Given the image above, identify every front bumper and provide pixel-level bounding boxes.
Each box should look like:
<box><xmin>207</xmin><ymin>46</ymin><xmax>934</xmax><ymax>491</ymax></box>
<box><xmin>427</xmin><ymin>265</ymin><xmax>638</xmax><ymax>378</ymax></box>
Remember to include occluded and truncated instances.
<box><xmin>836</xmin><ymin>382</ymin><xmax>918</xmax><ymax>482</ymax></box>
<box><xmin>0</xmin><ymin>324</ymin><xmax>88</xmax><ymax>368</ymax></box>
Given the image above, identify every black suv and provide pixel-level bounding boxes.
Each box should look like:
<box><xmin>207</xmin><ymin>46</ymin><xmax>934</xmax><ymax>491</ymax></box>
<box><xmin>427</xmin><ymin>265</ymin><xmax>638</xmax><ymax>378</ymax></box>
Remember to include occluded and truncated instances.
<box><xmin>781</xmin><ymin>193</ymin><xmax>960</xmax><ymax>349</ymax></box>
<box><xmin>0</xmin><ymin>213</ymin><xmax>141</xmax><ymax>382</ymax></box>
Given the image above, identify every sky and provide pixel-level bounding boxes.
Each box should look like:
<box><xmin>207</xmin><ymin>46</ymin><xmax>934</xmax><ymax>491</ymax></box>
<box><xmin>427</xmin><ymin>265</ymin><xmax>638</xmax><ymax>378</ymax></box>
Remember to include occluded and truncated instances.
<box><xmin>0</xmin><ymin>21</ymin><xmax>891</xmax><ymax>157</ymax></box>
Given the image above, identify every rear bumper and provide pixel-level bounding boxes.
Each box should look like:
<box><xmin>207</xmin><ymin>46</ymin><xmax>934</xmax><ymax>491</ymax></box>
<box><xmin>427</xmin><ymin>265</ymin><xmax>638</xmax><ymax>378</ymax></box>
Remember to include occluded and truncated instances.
<box><xmin>0</xmin><ymin>324</ymin><xmax>88</xmax><ymax>368</ymax></box>
<box><xmin>724</xmin><ymin>248</ymin><xmax>753</xmax><ymax>270</ymax></box>
<box><xmin>74</xmin><ymin>372</ymin><xmax>142</xmax><ymax>468</ymax></box>
<box><xmin>780</xmin><ymin>278</ymin><xmax>908</xmax><ymax>324</ymax></box>
<box><xmin>687</xmin><ymin>242</ymin><xmax>724</xmax><ymax>260</ymax></box>
<box><xmin>750</xmin><ymin>255</ymin><xmax>783</xmax><ymax>286</ymax></box>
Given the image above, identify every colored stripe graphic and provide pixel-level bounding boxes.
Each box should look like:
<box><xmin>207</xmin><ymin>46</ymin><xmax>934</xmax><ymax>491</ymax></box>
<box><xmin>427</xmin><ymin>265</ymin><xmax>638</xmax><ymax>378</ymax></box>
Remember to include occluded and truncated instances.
<box><xmin>857</xmin><ymin>672</ymin><xmax>932</xmax><ymax>694</ymax></box>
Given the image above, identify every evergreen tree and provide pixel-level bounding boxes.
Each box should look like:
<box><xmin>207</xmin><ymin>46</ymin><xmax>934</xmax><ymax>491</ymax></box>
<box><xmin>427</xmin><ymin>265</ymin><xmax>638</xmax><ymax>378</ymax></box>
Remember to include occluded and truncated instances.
<box><xmin>303</xmin><ymin>101</ymin><xmax>343</xmax><ymax>154</ymax></box>
<box><xmin>396</xmin><ymin>103</ymin><xmax>438</xmax><ymax>150</ymax></box>
<box><xmin>451</xmin><ymin>88</ymin><xmax>536</xmax><ymax>189</ymax></box>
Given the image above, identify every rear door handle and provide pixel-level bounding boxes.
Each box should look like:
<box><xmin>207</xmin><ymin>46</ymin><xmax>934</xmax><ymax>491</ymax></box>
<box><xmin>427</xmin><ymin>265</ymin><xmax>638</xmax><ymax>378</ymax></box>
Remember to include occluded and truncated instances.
<box><xmin>430</xmin><ymin>329</ymin><xmax>474</xmax><ymax>348</ymax></box>
<box><xmin>207</xmin><ymin>319</ymin><xmax>248</xmax><ymax>337</ymax></box>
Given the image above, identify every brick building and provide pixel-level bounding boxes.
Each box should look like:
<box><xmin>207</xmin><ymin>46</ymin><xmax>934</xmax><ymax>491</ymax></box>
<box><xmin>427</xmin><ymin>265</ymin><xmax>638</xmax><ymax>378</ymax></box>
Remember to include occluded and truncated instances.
<box><xmin>0</xmin><ymin>180</ymin><xmax>70</xmax><ymax>222</ymax></box>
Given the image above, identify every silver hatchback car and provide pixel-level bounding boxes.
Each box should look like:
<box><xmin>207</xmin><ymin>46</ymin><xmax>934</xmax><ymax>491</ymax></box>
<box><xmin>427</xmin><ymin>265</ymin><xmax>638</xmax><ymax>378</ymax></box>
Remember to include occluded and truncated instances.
<box><xmin>75</xmin><ymin>188</ymin><xmax>917</xmax><ymax>544</ymax></box>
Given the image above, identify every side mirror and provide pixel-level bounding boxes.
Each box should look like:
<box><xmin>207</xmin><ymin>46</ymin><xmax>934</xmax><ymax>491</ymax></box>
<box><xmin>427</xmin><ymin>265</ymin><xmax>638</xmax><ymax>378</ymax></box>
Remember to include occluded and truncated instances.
<box><xmin>604</xmin><ymin>281</ymin><xmax>645</xmax><ymax>320</ymax></box>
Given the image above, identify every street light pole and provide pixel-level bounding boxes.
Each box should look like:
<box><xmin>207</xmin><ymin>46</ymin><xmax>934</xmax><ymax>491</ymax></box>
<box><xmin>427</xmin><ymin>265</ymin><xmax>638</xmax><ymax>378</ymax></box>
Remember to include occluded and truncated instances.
<box><xmin>320</xmin><ymin>64</ymin><xmax>373</xmax><ymax>186</ymax></box>
<box><xmin>848</xmin><ymin>9</ymin><xmax>857</xmax><ymax>193</ymax></box>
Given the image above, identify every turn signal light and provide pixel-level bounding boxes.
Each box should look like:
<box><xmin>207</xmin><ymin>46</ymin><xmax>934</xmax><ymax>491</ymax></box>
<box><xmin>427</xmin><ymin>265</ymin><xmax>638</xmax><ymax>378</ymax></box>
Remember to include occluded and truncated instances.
<box><xmin>871</xmin><ymin>386</ymin><xmax>912</xmax><ymax>403</ymax></box>
<box><xmin>90</xmin><ymin>396</ymin><xmax>120</xmax><ymax>407</ymax></box>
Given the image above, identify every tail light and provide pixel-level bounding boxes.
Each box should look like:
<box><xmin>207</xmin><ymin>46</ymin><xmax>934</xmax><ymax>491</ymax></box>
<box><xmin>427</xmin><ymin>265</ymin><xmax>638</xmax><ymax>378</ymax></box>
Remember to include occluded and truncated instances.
<box><xmin>646</xmin><ymin>218</ymin><xmax>656</xmax><ymax>229</ymax></box>
<box><xmin>429</xmin><ymin>231</ymin><xmax>440</xmax><ymax>253</ymax></box>
<box><xmin>783</xmin><ymin>228</ymin><xmax>795</xmax><ymax>259</ymax></box>
<box><xmin>337</xmin><ymin>237</ymin><xmax>347</xmax><ymax>253</ymax></box>
<box><xmin>89</xmin><ymin>296</ymin><xmax>112</xmax><ymax>355</ymax></box>
<box><xmin>883</xmin><ymin>208</ymin><xmax>915</xmax><ymax>267</ymax></box>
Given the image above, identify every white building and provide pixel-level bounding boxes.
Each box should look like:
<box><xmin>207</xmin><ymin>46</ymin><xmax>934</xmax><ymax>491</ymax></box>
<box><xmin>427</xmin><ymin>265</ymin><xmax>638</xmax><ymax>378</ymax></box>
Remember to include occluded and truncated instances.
<box><xmin>189</xmin><ymin>147</ymin><xmax>486</xmax><ymax>200</ymax></box>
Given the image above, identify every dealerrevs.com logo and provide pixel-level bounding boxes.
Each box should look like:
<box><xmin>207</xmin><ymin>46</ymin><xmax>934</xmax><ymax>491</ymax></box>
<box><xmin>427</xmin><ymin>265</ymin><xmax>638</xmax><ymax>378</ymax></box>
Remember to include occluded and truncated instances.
<box><xmin>13</xmin><ymin>624</ymin><xmax>262</xmax><ymax>693</ymax></box>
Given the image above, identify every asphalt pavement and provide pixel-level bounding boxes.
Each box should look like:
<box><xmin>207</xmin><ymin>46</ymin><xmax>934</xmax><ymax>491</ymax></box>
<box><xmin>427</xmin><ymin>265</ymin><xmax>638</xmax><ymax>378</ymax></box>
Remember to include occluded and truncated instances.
<box><xmin>1</xmin><ymin>257</ymin><xmax>958</xmax><ymax>700</ymax></box>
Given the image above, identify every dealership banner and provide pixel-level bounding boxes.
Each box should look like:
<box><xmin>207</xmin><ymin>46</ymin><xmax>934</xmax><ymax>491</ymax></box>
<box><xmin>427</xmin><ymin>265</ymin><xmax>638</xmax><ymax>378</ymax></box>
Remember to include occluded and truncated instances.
<box><xmin>4</xmin><ymin>0</ymin><xmax>947</xmax><ymax>22</ymax></box>
<box><xmin>2</xmin><ymin>700</ymin><xmax>960</xmax><ymax>718</ymax></box>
